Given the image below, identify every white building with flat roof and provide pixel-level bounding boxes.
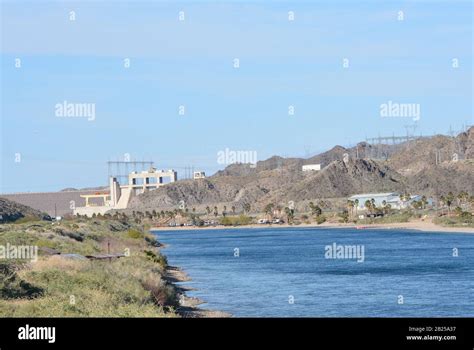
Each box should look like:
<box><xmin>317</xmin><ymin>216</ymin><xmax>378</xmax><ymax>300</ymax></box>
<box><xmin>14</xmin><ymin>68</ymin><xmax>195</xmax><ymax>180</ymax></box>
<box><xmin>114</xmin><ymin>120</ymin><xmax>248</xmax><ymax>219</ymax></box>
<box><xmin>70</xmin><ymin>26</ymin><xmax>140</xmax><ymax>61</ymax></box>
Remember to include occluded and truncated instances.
<box><xmin>348</xmin><ymin>192</ymin><xmax>422</xmax><ymax>210</ymax></box>
<box><xmin>128</xmin><ymin>168</ymin><xmax>177</xmax><ymax>195</ymax></box>
<box><xmin>302</xmin><ymin>164</ymin><xmax>321</xmax><ymax>172</ymax></box>
<box><xmin>193</xmin><ymin>171</ymin><xmax>206</xmax><ymax>179</ymax></box>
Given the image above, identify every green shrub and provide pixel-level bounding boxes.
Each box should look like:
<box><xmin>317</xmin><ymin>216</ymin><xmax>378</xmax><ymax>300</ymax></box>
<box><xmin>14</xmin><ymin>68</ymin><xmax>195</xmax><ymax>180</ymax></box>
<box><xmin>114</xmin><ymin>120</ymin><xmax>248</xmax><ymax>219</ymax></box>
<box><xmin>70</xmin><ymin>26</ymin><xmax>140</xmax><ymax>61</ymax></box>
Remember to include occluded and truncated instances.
<box><xmin>145</xmin><ymin>235</ymin><xmax>160</xmax><ymax>247</ymax></box>
<box><xmin>337</xmin><ymin>211</ymin><xmax>349</xmax><ymax>223</ymax></box>
<box><xmin>36</xmin><ymin>239</ymin><xmax>57</xmax><ymax>249</ymax></box>
<box><xmin>434</xmin><ymin>214</ymin><xmax>474</xmax><ymax>228</ymax></box>
<box><xmin>0</xmin><ymin>263</ymin><xmax>43</xmax><ymax>300</ymax></box>
<box><xmin>316</xmin><ymin>215</ymin><xmax>326</xmax><ymax>225</ymax></box>
<box><xmin>54</xmin><ymin>228</ymin><xmax>84</xmax><ymax>242</ymax></box>
<box><xmin>220</xmin><ymin>215</ymin><xmax>252</xmax><ymax>226</ymax></box>
<box><xmin>13</xmin><ymin>216</ymin><xmax>41</xmax><ymax>224</ymax></box>
<box><xmin>144</xmin><ymin>250</ymin><xmax>168</xmax><ymax>269</ymax></box>
<box><xmin>127</xmin><ymin>229</ymin><xmax>144</xmax><ymax>239</ymax></box>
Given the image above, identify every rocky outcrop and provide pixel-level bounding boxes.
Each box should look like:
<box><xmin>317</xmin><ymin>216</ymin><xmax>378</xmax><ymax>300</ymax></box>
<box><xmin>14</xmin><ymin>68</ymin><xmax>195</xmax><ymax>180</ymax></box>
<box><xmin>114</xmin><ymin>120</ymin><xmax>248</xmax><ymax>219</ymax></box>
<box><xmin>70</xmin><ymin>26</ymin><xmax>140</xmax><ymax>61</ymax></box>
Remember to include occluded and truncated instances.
<box><xmin>0</xmin><ymin>198</ymin><xmax>51</xmax><ymax>223</ymax></box>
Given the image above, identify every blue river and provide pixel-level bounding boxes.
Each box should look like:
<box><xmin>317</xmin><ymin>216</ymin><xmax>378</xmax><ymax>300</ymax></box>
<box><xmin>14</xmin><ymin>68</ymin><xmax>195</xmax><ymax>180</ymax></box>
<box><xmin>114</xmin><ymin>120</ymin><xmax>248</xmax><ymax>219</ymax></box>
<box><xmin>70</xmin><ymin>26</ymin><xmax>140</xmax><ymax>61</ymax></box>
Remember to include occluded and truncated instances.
<box><xmin>153</xmin><ymin>227</ymin><xmax>474</xmax><ymax>317</ymax></box>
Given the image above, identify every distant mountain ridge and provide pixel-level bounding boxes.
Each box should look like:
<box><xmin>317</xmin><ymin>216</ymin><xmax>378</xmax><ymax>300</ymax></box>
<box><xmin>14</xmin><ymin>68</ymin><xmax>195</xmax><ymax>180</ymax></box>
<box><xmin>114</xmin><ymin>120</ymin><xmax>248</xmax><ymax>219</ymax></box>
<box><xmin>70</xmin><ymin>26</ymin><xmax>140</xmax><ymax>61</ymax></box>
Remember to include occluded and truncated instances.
<box><xmin>129</xmin><ymin>127</ymin><xmax>474</xmax><ymax>212</ymax></box>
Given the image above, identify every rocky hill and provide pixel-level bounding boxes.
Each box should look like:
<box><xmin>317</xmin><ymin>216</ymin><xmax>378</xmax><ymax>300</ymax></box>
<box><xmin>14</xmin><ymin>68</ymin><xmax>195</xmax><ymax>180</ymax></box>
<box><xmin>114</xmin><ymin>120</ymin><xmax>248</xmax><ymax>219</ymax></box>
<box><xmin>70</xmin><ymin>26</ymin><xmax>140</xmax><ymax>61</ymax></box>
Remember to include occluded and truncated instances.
<box><xmin>128</xmin><ymin>127</ymin><xmax>473</xmax><ymax>212</ymax></box>
<box><xmin>1</xmin><ymin>189</ymin><xmax>104</xmax><ymax>217</ymax></box>
<box><xmin>0</xmin><ymin>198</ymin><xmax>51</xmax><ymax>223</ymax></box>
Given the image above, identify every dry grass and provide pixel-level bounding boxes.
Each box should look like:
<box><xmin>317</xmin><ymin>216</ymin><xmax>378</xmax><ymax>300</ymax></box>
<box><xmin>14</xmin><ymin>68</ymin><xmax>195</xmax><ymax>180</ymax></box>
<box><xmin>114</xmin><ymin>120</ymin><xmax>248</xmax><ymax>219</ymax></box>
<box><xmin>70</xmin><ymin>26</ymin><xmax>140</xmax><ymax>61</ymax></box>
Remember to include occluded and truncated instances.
<box><xmin>28</xmin><ymin>255</ymin><xmax>85</xmax><ymax>272</ymax></box>
<box><xmin>0</xmin><ymin>219</ymin><xmax>179</xmax><ymax>317</ymax></box>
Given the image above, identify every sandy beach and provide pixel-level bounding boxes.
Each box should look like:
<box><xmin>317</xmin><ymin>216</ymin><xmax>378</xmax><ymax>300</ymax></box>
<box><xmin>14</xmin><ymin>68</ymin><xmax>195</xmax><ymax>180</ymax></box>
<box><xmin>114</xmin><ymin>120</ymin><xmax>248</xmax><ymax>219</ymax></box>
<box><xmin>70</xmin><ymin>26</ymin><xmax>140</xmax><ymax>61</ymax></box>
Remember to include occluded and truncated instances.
<box><xmin>152</xmin><ymin>219</ymin><xmax>474</xmax><ymax>234</ymax></box>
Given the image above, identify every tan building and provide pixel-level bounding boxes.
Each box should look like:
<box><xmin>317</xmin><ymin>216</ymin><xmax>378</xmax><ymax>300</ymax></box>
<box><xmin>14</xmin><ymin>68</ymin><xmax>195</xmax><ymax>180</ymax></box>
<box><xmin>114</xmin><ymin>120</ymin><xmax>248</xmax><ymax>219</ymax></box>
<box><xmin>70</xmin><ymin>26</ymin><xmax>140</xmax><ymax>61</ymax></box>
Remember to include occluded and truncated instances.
<box><xmin>74</xmin><ymin>167</ymin><xmax>177</xmax><ymax>217</ymax></box>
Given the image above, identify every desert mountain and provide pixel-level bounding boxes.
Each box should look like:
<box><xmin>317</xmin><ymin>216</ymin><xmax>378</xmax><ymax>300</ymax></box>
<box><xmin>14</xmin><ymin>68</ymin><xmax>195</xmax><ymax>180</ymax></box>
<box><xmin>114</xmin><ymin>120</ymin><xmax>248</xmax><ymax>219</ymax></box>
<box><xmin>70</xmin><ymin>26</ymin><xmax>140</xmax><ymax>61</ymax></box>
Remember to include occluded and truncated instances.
<box><xmin>128</xmin><ymin>127</ymin><xmax>474</xmax><ymax>212</ymax></box>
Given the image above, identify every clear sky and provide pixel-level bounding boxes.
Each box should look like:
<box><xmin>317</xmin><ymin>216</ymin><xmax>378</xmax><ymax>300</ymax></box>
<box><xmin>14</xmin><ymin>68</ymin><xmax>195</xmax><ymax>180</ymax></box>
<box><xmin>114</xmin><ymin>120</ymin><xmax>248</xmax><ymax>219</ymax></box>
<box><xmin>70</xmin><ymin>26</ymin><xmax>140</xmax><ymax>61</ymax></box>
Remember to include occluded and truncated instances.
<box><xmin>1</xmin><ymin>0</ymin><xmax>472</xmax><ymax>192</ymax></box>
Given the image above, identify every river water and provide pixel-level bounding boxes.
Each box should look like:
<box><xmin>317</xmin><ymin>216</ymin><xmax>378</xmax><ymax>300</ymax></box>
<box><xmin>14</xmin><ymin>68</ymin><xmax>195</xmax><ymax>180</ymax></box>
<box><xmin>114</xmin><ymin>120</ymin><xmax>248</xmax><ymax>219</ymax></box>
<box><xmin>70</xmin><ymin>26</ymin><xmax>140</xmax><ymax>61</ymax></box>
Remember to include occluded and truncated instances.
<box><xmin>153</xmin><ymin>227</ymin><xmax>474</xmax><ymax>317</ymax></box>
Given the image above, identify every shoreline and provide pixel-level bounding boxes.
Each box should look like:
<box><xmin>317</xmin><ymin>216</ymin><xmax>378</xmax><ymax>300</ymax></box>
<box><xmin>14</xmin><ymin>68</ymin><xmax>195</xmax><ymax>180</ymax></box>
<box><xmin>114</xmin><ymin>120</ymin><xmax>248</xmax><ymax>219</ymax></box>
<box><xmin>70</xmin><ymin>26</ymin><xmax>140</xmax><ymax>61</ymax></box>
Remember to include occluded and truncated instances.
<box><xmin>152</xmin><ymin>220</ymin><xmax>474</xmax><ymax>234</ymax></box>
<box><xmin>160</xmin><ymin>244</ymin><xmax>231</xmax><ymax>318</ymax></box>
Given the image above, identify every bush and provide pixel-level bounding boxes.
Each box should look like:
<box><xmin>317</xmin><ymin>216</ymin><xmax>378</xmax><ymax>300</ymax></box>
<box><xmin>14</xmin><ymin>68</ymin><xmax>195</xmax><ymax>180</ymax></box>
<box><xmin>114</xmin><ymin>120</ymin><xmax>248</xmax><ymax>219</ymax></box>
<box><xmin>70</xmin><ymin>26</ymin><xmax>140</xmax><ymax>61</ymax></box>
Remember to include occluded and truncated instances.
<box><xmin>0</xmin><ymin>263</ymin><xmax>43</xmax><ymax>299</ymax></box>
<box><xmin>13</xmin><ymin>216</ymin><xmax>41</xmax><ymax>224</ymax></box>
<box><xmin>36</xmin><ymin>239</ymin><xmax>57</xmax><ymax>249</ymax></box>
<box><xmin>220</xmin><ymin>215</ymin><xmax>252</xmax><ymax>226</ymax></box>
<box><xmin>434</xmin><ymin>214</ymin><xmax>474</xmax><ymax>227</ymax></box>
<box><xmin>195</xmin><ymin>219</ymin><xmax>205</xmax><ymax>226</ymax></box>
<box><xmin>127</xmin><ymin>229</ymin><xmax>144</xmax><ymax>239</ymax></box>
<box><xmin>54</xmin><ymin>228</ymin><xmax>84</xmax><ymax>242</ymax></box>
<box><xmin>338</xmin><ymin>211</ymin><xmax>349</xmax><ymax>223</ymax></box>
<box><xmin>145</xmin><ymin>235</ymin><xmax>160</xmax><ymax>247</ymax></box>
<box><xmin>316</xmin><ymin>215</ymin><xmax>326</xmax><ymax>225</ymax></box>
<box><xmin>141</xmin><ymin>276</ymin><xmax>178</xmax><ymax>308</ymax></box>
<box><xmin>144</xmin><ymin>250</ymin><xmax>168</xmax><ymax>269</ymax></box>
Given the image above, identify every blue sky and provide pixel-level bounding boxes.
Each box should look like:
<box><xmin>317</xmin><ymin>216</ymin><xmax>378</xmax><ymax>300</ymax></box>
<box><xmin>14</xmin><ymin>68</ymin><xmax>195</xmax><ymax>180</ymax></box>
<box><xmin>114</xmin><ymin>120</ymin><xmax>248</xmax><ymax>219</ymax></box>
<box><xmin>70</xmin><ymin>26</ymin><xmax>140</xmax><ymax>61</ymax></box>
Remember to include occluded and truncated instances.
<box><xmin>1</xmin><ymin>0</ymin><xmax>472</xmax><ymax>192</ymax></box>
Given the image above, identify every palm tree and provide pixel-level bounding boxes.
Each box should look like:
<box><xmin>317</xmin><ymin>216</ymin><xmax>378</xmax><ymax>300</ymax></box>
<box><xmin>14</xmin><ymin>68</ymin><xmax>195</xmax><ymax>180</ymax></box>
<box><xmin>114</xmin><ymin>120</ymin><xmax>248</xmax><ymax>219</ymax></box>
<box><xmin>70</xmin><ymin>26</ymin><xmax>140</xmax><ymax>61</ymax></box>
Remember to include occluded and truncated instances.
<box><xmin>365</xmin><ymin>200</ymin><xmax>372</xmax><ymax>214</ymax></box>
<box><xmin>457</xmin><ymin>191</ymin><xmax>468</xmax><ymax>208</ymax></box>
<box><xmin>243</xmin><ymin>203</ymin><xmax>251</xmax><ymax>214</ymax></box>
<box><xmin>231</xmin><ymin>206</ymin><xmax>236</xmax><ymax>215</ymax></box>
<box><xmin>421</xmin><ymin>195</ymin><xmax>428</xmax><ymax>209</ymax></box>
<box><xmin>213</xmin><ymin>206</ymin><xmax>218</xmax><ymax>217</ymax></box>
<box><xmin>347</xmin><ymin>200</ymin><xmax>354</xmax><ymax>219</ymax></box>
<box><xmin>445</xmin><ymin>192</ymin><xmax>455</xmax><ymax>215</ymax></box>
<box><xmin>309</xmin><ymin>201</ymin><xmax>322</xmax><ymax>216</ymax></box>
<box><xmin>309</xmin><ymin>201</ymin><xmax>315</xmax><ymax>214</ymax></box>
<box><xmin>401</xmin><ymin>192</ymin><xmax>411</xmax><ymax>208</ymax></box>
<box><xmin>264</xmin><ymin>203</ymin><xmax>274</xmax><ymax>220</ymax></box>
<box><xmin>284</xmin><ymin>206</ymin><xmax>294</xmax><ymax>224</ymax></box>
<box><xmin>354</xmin><ymin>199</ymin><xmax>359</xmax><ymax>216</ymax></box>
